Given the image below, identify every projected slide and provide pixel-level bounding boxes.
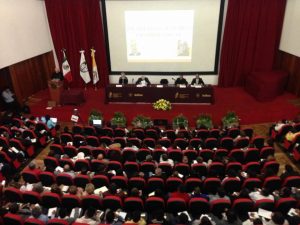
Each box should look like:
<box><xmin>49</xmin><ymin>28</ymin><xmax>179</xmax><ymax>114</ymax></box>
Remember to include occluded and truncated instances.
<box><xmin>104</xmin><ymin>0</ymin><xmax>223</xmax><ymax>73</ymax></box>
<box><xmin>125</xmin><ymin>11</ymin><xmax>194</xmax><ymax>62</ymax></box>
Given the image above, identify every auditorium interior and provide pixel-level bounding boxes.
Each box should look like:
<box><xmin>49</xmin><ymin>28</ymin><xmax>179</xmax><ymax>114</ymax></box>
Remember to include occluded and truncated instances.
<box><xmin>1</xmin><ymin>0</ymin><xmax>300</xmax><ymax>225</ymax></box>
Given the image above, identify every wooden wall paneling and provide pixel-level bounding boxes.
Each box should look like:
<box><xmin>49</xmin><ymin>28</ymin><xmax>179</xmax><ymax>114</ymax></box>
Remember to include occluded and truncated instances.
<box><xmin>9</xmin><ymin>51</ymin><xmax>55</xmax><ymax>104</ymax></box>
<box><xmin>0</xmin><ymin>67</ymin><xmax>13</xmax><ymax>110</ymax></box>
<box><xmin>276</xmin><ymin>50</ymin><xmax>300</xmax><ymax>97</ymax></box>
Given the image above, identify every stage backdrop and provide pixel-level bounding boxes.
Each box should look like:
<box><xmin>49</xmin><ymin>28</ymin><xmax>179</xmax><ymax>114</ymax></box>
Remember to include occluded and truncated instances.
<box><xmin>45</xmin><ymin>0</ymin><xmax>109</xmax><ymax>87</ymax></box>
<box><xmin>218</xmin><ymin>0</ymin><xmax>286</xmax><ymax>87</ymax></box>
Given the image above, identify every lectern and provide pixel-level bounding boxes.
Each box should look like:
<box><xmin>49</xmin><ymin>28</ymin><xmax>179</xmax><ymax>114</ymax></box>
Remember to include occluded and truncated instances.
<box><xmin>48</xmin><ymin>80</ymin><xmax>63</xmax><ymax>105</ymax></box>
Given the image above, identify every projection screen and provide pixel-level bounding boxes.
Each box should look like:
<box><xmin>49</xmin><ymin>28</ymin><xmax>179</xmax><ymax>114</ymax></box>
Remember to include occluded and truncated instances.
<box><xmin>103</xmin><ymin>0</ymin><xmax>224</xmax><ymax>74</ymax></box>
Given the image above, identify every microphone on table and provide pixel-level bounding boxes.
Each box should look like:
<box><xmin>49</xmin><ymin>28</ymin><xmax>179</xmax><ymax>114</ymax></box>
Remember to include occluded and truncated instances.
<box><xmin>172</xmin><ymin>78</ymin><xmax>176</xmax><ymax>81</ymax></box>
<box><xmin>132</xmin><ymin>78</ymin><xmax>134</xmax><ymax>84</ymax></box>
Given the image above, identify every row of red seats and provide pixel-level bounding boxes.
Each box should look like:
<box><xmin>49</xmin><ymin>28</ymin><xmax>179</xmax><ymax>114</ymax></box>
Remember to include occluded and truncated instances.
<box><xmin>4</xmin><ymin>187</ymin><xmax>299</xmax><ymax>222</ymax></box>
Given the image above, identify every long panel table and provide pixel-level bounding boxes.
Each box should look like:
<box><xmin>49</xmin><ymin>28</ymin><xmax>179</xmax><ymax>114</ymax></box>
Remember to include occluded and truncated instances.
<box><xmin>105</xmin><ymin>84</ymin><xmax>214</xmax><ymax>104</ymax></box>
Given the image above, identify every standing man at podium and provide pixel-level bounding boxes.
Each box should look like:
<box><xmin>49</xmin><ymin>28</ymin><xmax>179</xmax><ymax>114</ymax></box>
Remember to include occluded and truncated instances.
<box><xmin>119</xmin><ymin>72</ymin><xmax>128</xmax><ymax>85</ymax></box>
<box><xmin>51</xmin><ymin>67</ymin><xmax>64</xmax><ymax>81</ymax></box>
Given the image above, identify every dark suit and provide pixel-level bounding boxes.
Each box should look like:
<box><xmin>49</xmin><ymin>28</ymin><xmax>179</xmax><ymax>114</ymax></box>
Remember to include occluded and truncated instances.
<box><xmin>51</xmin><ymin>72</ymin><xmax>64</xmax><ymax>81</ymax></box>
<box><xmin>175</xmin><ymin>78</ymin><xmax>188</xmax><ymax>86</ymax></box>
<box><xmin>136</xmin><ymin>77</ymin><xmax>151</xmax><ymax>85</ymax></box>
<box><xmin>191</xmin><ymin>77</ymin><xmax>205</xmax><ymax>85</ymax></box>
<box><xmin>119</xmin><ymin>77</ymin><xmax>128</xmax><ymax>85</ymax></box>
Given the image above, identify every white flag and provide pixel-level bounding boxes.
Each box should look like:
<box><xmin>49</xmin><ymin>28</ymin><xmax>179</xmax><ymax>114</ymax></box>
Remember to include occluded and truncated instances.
<box><xmin>79</xmin><ymin>50</ymin><xmax>91</xmax><ymax>84</ymax></box>
<box><xmin>91</xmin><ymin>49</ymin><xmax>99</xmax><ymax>85</ymax></box>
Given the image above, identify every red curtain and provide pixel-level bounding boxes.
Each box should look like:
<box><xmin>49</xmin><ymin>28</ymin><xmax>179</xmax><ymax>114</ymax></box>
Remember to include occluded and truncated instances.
<box><xmin>45</xmin><ymin>0</ymin><xmax>109</xmax><ymax>87</ymax></box>
<box><xmin>218</xmin><ymin>0</ymin><xmax>286</xmax><ymax>87</ymax></box>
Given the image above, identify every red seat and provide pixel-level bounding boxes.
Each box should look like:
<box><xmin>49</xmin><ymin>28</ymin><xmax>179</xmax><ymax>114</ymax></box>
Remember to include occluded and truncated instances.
<box><xmin>196</xmin><ymin>129</ymin><xmax>209</xmax><ymax>140</ymax></box>
<box><xmin>226</xmin><ymin>162</ymin><xmax>242</xmax><ymax>174</ymax></box>
<box><xmin>242</xmin><ymin>178</ymin><xmax>262</xmax><ymax>191</ymax></box>
<box><xmin>3</xmin><ymin>213</ymin><xmax>23</xmax><ymax>225</ymax></box>
<box><xmin>48</xmin><ymin>218</ymin><xmax>69</xmax><ymax>225</ymax></box>
<box><xmin>22</xmin><ymin>171</ymin><xmax>39</xmax><ymax>184</ymax></box>
<box><xmin>111</xmin><ymin>176</ymin><xmax>128</xmax><ymax>189</ymax></box>
<box><xmin>136</xmin><ymin>149</ymin><xmax>151</xmax><ymax>162</ymax></box>
<box><xmin>132</xmin><ymin>128</ymin><xmax>145</xmax><ymax>140</ymax></box>
<box><xmin>4</xmin><ymin>187</ymin><xmax>23</xmax><ymax>202</ymax></box>
<box><xmin>143</xmin><ymin>138</ymin><xmax>156</xmax><ymax>148</ymax></box>
<box><xmin>174</xmin><ymin>163</ymin><xmax>190</xmax><ymax>176</ymax></box>
<box><xmin>59</xmin><ymin>158</ymin><xmax>75</xmax><ymax>170</ymax></box>
<box><xmin>165</xmin><ymin>177</ymin><xmax>183</xmax><ymax>192</ymax></box>
<box><xmin>255</xmin><ymin>199</ymin><xmax>274</xmax><ymax>211</ymax></box>
<box><xmin>72</xmin><ymin>125</ymin><xmax>83</xmax><ymax>135</ymax></box>
<box><xmin>235</xmin><ymin>137</ymin><xmax>250</xmax><ymax>149</ymax></box>
<box><xmin>114</xmin><ymin>128</ymin><xmax>126</xmax><ymax>137</ymax></box>
<box><xmin>140</xmin><ymin>161</ymin><xmax>156</xmax><ymax>174</ymax></box>
<box><xmin>124</xmin><ymin>197</ymin><xmax>144</xmax><ymax>212</ymax></box>
<box><xmin>99</xmin><ymin>136</ymin><xmax>112</xmax><ymax>146</ymax></box>
<box><xmin>167</xmin><ymin>197</ymin><xmax>187</xmax><ymax>213</ymax></box>
<box><xmin>210</xmin><ymin>198</ymin><xmax>231</xmax><ymax>216</ymax></box>
<box><xmin>84</xmin><ymin>126</ymin><xmax>96</xmax><ymax>136</ymax></box>
<box><xmin>162</xmin><ymin>161</ymin><xmax>180</xmax><ymax>177</ymax></box>
<box><xmin>168</xmin><ymin>150</ymin><xmax>183</xmax><ymax>162</ymax></box>
<box><xmin>184</xmin><ymin>178</ymin><xmax>202</xmax><ymax>193</ymax></box>
<box><xmin>50</xmin><ymin>144</ymin><xmax>64</xmax><ymax>155</ymax></box>
<box><xmin>228</xmin><ymin>149</ymin><xmax>244</xmax><ymax>163</ymax></box>
<box><xmin>124</xmin><ymin>161</ymin><xmax>139</xmax><ymax>175</ymax></box>
<box><xmin>275</xmin><ymin>197</ymin><xmax>297</xmax><ymax>214</ymax></box>
<box><xmin>74</xmin><ymin>159</ymin><xmax>90</xmax><ymax>171</ymax></box>
<box><xmin>60</xmin><ymin>133</ymin><xmax>73</xmax><ymax>145</ymax></box>
<box><xmin>81</xmin><ymin>195</ymin><xmax>102</xmax><ymax>209</ymax></box>
<box><xmin>228</xmin><ymin>128</ymin><xmax>240</xmax><ymax>139</ymax></box>
<box><xmin>73</xmin><ymin>134</ymin><xmax>85</xmax><ymax>147</ymax></box>
<box><xmin>252</xmin><ymin>136</ymin><xmax>265</xmax><ymax>149</ymax></box>
<box><xmin>145</xmin><ymin>196</ymin><xmax>165</xmax><ymax>212</ymax></box>
<box><xmin>204</xmin><ymin>138</ymin><xmax>218</xmax><ymax>149</ymax></box>
<box><xmin>282</xmin><ymin>176</ymin><xmax>300</xmax><ymax>188</ymax></box>
<box><xmin>128</xmin><ymin>177</ymin><xmax>146</xmax><ymax>190</ymax></box>
<box><xmin>199</xmin><ymin>149</ymin><xmax>214</xmax><ymax>162</ymax></box>
<box><xmin>214</xmin><ymin>148</ymin><xmax>228</xmax><ymax>159</ymax></box>
<box><xmin>56</xmin><ymin>173</ymin><xmax>74</xmax><ymax>186</ymax></box>
<box><xmin>24</xmin><ymin>218</ymin><xmax>45</xmax><ymax>225</ymax></box>
<box><xmin>208</xmin><ymin>162</ymin><xmax>225</xmax><ymax>177</ymax></box>
<box><xmin>41</xmin><ymin>192</ymin><xmax>61</xmax><ymax>208</ymax></box>
<box><xmin>183</xmin><ymin>149</ymin><xmax>198</xmax><ymax>161</ymax></box>
<box><xmin>113</xmin><ymin>137</ymin><xmax>126</xmax><ymax>148</ymax></box>
<box><xmin>222</xmin><ymin>177</ymin><xmax>241</xmax><ymax>193</ymax></box>
<box><xmin>63</xmin><ymin>145</ymin><xmax>77</xmax><ymax>158</ymax></box>
<box><xmin>86</xmin><ymin>136</ymin><xmax>100</xmax><ymax>147</ymax></box>
<box><xmin>74</xmin><ymin>174</ymin><xmax>91</xmax><ymax>188</ymax></box>
<box><xmin>108</xmin><ymin>160</ymin><xmax>123</xmax><ymax>171</ymax></box>
<box><xmin>23</xmin><ymin>191</ymin><xmax>41</xmax><ymax>204</ymax></box>
<box><xmin>244</xmin><ymin>148</ymin><xmax>259</xmax><ymax>163</ymax></box>
<box><xmin>61</xmin><ymin>194</ymin><xmax>81</xmax><ymax>209</ymax></box>
<box><xmin>39</xmin><ymin>171</ymin><xmax>56</xmax><ymax>186</ymax></box>
<box><xmin>260</xmin><ymin>146</ymin><xmax>275</xmax><ymax>159</ymax></box>
<box><xmin>91</xmin><ymin>175</ymin><xmax>109</xmax><ymax>188</ymax></box>
<box><xmin>262</xmin><ymin>161</ymin><xmax>280</xmax><ymax>174</ymax></box>
<box><xmin>147</xmin><ymin>177</ymin><xmax>165</xmax><ymax>193</ymax></box>
<box><xmin>202</xmin><ymin>178</ymin><xmax>221</xmax><ymax>194</ymax></box>
<box><xmin>231</xmin><ymin>198</ymin><xmax>254</xmax><ymax>216</ymax></box>
<box><xmin>189</xmin><ymin>197</ymin><xmax>210</xmax><ymax>216</ymax></box>
<box><xmin>189</xmin><ymin>138</ymin><xmax>202</xmax><ymax>149</ymax></box>
<box><xmin>220</xmin><ymin>137</ymin><xmax>234</xmax><ymax>150</ymax></box>
<box><xmin>191</xmin><ymin>163</ymin><xmax>207</xmax><ymax>177</ymax></box>
<box><xmin>157</xmin><ymin>138</ymin><xmax>171</xmax><ymax>148</ymax></box>
<box><xmin>44</xmin><ymin>156</ymin><xmax>59</xmax><ymax>170</ymax></box>
<box><xmin>174</xmin><ymin>138</ymin><xmax>189</xmax><ymax>150</ymax></box>
<box><xmin>263</xmin><ymin>176</ymin><xmax>281</xmax><ymax>192</ymax></box>
<box><xmin>103</xmin><ymin>195</ymin><xmax>123</xmax><ymax>211</ymax></box>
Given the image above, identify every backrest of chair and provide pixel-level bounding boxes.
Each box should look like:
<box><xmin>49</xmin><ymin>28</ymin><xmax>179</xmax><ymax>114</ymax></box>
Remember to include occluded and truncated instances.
<box><xmin>167</xmin><ymin>197</ymin><xmax>187</xmax><ymax>213</ymax></box>
<box><xmin>23</xmin><ymin>191</ymin><xmax>41</xmax><ymax>204</ymax></box>
<box><xmin>103</xmin><ymin>195</ymin><xmax>123</xmax><ymax>210</ymax></box>
<box><xmin>124</xmin><ymin>197</ymin><xmax>144</xmax><ymax>211</ymax></box>
<box><xmin>48</xmin><ymin>218</ymin><xmax>69</xmax><ymax>225</ymax></box>
<box><xmin>91</xmin><ymin>175</ymin><xmax>109</xmax><ymax>188</ymax></box>
<box><xmin>282</xmin><ymin>176</ymin><xmax>300</xmax><ymax>188</ymax></box>
<box><xmin>56</xmin><ymin>173</ymin><xmax>73</xmax><ymax>186</ymax></box>
<box><xmin>24</xmin><ymin>218</ymin><xmax>45</xmax><ymax>225</ymax></box>
<box><xmin>4</xmin><ymin>213</ymin><xmax>23</xmax><ymax>225</ymax></box>
<box><xmin>39</xmin><ymin>171</ymin><xmax>56</xmax><ymax>186</ymax></box>
<box><xmin>145</xmin><ymin>196</ymin><xmax>165</xmax><ymax>212</ymax></box>
<box><xmin>4</xmin><ymin>187</ymin><xmax>23</xmax><ymax>202</ymax></box>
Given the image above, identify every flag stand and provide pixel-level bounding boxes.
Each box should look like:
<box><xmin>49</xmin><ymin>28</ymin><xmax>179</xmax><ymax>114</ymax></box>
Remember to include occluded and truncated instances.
<box><xmin>94</xmin><ymin>85</ymin><xmax>98</xmax><ymax>91</ymax></box>
<box><xmin>84</xmin><ymin>85</ymin><xmax>87</xmax><ymax>91</ymax></box>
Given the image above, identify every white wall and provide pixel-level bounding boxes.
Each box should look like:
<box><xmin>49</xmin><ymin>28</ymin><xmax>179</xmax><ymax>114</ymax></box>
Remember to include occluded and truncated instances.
<box><xmin>279</xmin><ymin>0</ymin><xmax>300</xmax><ymax>57</ymax></box>
<box><xmin>0</xmin><ymin>0</ymin><xmax>55</xmax><ymax>69</ymax></box>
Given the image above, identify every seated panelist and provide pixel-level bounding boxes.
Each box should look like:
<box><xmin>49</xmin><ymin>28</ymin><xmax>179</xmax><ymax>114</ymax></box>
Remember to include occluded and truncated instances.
<box><xmin>175</xmin><ymin>75</ymin><xmax>188</xmax><ymax>86</ymax></box>
<box><xmin>191</xmin><ymin>74</ymin><xmax>205</xmax><ymax>86</ymax></box>
<box><xmin>118</xmin><ymin>72</ymin><xmax>128</xmax><ymax>85</ymax></box>
<box><xmin>135</xmin><ymin>75</ymin><xmax>151</xmax><ymax>86</ymax></box>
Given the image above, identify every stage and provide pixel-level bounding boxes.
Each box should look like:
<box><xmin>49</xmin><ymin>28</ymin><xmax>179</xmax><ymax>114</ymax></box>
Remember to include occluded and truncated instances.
<box><xmin>28</xmin><ymin>86</ymin><xmax>299</xmax><ymax>126</ymax></box>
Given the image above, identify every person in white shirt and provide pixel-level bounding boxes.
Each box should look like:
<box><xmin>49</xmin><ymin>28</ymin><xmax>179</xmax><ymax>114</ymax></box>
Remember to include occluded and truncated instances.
<box><xmin>249</xmin><ymin>188</ymin><xmax>274</xmax><ymax>203</ymax></box>
<box><xmin>160</xmin><ymin>154</ymin><xmax>174</xmax><ymax>167</ymax></box>
<box><xmin>1</xmin><ymin>86</ymin><xmax>19</xmax><ymax>112</ymax></box>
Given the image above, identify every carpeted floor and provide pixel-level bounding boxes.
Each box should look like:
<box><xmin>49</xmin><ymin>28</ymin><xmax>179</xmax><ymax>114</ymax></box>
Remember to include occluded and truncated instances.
<box><xmin>28</xmin><ymin>86</ymin><xmax>300</xmax><ymax>126</ymax></box>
